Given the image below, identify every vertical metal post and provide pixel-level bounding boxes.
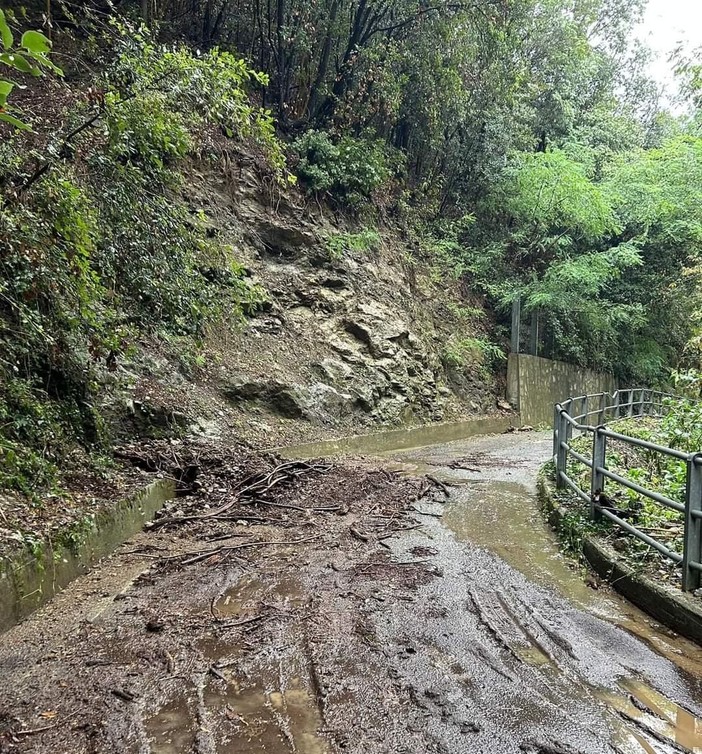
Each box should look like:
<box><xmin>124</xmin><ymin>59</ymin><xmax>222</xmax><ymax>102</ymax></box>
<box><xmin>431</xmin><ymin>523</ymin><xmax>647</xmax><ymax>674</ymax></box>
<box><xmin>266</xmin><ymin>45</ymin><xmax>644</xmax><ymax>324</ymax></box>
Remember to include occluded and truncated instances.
<box><xmin>511</xmin><ymin>298</ymin><xmax>521</xmax><ymax>354</ymax></box>
<box><xmin>529</xmin><ymin>310</ymin><xmax>539</xmax><ymax>356</ymax></box>
<box><xmin>627</xmin><ymin>389</ymin><xmax>634</xmax><ymax>418</ymax></box>
<box><xmin>591</xmin><ymin>427</ymin><xmax>606</xmax><ymax>520</ymax></box>
<box><xmin>639</xmin><ymin>389</ymin><xmax>645</xmax><ymax>417</ymax></box>
<box><xmin>598</xmin><ymin>393</ymin><xmax>606</xmax><ymax>426</ymax></box>
<box><xmin>682</xmin><ymin>454</ymin><xmax>702</xmax><ymax>591</ymax></box>
<box><xmin>556</xmin><ymin>410</ymin><xmax>568</xmax><ymax>489</ymax></box>
<box><xmin>582</xmin><ymin>396</ymin><xmax>589</xmax><ymax>426</ymax></box>
<box><xmin>553</xmin><ymin>404</ymin><xmax>560</xmax><ymax>461</ymax></box>
<box><xmin>613</xmin><ymin>391</ymin><xmax>620</xmax><ymax>420</ymax></box>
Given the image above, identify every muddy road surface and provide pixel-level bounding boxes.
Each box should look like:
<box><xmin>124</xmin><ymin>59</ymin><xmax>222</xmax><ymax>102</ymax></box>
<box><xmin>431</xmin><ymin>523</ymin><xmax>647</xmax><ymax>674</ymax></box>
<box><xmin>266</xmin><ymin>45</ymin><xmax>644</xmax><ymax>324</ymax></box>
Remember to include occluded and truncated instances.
<box><xmin>2</xmin><ymin>431</ymin><xmax>702</xmax><ymax>754</ymax></box>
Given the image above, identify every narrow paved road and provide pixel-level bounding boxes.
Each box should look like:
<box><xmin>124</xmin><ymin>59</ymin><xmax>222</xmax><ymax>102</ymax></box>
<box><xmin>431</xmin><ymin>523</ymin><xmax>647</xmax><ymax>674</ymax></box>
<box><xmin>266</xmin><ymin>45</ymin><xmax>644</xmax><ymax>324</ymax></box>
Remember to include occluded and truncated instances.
<box><xmin>1</xmin><ymin>428</ymin><xmax>701</xmax><ymax>754</ymax></box>
<box><xmin>373</xmin><ymin>430</ymin><xmax>702</xmax><ymax>754</ymax></box>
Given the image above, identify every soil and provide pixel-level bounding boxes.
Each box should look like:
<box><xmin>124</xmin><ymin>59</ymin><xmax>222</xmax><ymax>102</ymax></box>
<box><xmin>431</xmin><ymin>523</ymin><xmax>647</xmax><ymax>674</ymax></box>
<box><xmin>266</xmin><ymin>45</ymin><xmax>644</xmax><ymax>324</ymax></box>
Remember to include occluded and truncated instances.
<box><xmin>0</xmin><ymin>440</ymin><xmax>438</xmax><ymax>753</ymax></box>
<box><xmin>2</xmin><ymin>432</ymin><xmax>702</xmax><ymax>754</ymax></box>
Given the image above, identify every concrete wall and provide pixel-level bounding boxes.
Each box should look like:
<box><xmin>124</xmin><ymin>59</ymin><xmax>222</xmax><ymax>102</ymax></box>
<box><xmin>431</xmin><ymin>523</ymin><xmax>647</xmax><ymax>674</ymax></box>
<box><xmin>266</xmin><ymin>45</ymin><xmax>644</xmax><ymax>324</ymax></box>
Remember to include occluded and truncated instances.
<box><xmin>507</xmin><ymin>353</ymin><xmax>617</xmax><ymax>427</ymax></box>
<box><xmin>0</xmin><ymin>479</ymin><xmax>176</xmax><ymax>633</ymax></box>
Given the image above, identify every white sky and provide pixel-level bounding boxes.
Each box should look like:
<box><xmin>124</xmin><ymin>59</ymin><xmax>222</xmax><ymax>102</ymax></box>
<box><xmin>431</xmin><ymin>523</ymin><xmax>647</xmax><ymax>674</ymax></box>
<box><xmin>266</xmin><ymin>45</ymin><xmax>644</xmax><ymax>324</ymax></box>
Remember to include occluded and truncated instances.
<box><xmin>636</xmin><ymin>0</ymin><xmax>702</xmax><ymax>103</ymax></box>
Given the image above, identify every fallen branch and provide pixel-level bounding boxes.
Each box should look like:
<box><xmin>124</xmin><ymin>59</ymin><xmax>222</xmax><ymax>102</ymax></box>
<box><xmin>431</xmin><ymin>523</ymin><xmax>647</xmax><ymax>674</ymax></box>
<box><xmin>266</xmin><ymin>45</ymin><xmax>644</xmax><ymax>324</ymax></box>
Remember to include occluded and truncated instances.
<box><xmin>350</xmin><ymin>527</ymin><xmax>370</xmax><ymax>542</ymax></box>
<box><xmin>241</xmin><ymin>499</ymin><xmax>340</xmax><ymax>513</ymax></box>
<box><xmin>175</xmin><ymin>535</ymin><xmax>320</xmax><ymax>566</ymax></box>
<box><xmin>208</xmin><ymin>666</ymin><xmax>228</xmax><ymax>684</ymax></box>
<box><xmin>11</xmin><ymin>723</ymin><xmax>58</xmax><ymax>737</ymax></box>
<box><xmin>426</xmin><ymin>475</ymin><xmax>452</xmax><ymax>497</ymax></box>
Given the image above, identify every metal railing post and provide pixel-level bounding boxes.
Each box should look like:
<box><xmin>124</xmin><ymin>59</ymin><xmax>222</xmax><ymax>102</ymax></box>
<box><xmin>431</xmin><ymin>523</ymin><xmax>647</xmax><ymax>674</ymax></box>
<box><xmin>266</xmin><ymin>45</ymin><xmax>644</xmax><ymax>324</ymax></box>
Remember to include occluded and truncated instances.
<box><xmin>598</xmin><ymin>393</ymin><xmax>606</xmax><ymax>426</ymax></box>
<box><xmin>553</xmin><ymin>404</ymin><xmax>560</xmax><ymax>461</ymax></box>
<box><xmin>556</xmin><ymin>410</ymin><xmax>568</xmax><ymax>489</ymax></box>
<box><xmin>591</xmin><ymin>427</ymin><xmax>606</xmax><ymax>520</ymax></box>
<box><xmin>682</xmin><ymin>454</ymin><xmax>702</xmax><ymax>591</ymax></box>
<box><xmin>511</xmin><ymin>298</ymin><xmax>521</xmax><ymax>354</ymax></box>
<box><xmin>613</xmin><ymin>390</ymin><xmax>620</xmax><ymax>420</ymax></box>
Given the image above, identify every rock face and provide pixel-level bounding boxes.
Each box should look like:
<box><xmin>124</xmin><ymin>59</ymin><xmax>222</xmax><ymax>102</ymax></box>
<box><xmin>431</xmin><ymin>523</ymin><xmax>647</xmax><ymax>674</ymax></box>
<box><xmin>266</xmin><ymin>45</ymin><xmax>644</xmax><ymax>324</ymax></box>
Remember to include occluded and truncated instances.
<box><xmin>225</xmin><ymin>379</ymin><xmax>354</xmax><ymax>425</ymax></box>
<box><xmin>180</xmin><ymin>164</ymin><xmax>501</xmax><ymax>437</ymax></box>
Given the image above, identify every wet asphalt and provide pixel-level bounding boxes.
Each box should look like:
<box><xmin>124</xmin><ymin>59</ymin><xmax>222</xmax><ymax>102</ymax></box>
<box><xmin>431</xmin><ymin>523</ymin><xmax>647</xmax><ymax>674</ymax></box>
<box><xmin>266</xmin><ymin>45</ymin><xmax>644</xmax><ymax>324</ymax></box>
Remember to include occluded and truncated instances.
<box><xmin>369</xmin><ymin>430</ymin><xmax>702</xmax><ymax>754</ymax></box>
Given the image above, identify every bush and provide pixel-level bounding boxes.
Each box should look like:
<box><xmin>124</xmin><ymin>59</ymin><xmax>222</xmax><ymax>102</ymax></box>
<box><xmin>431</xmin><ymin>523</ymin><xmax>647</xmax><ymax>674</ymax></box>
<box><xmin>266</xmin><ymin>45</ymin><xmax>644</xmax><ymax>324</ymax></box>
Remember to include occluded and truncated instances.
<box><xmin>442</xmin><ymin>336</ymin><xmax>505</xmax><ymax>369</ymax></box>
<box><xmin>0</xmin><ymin>28</ymin><xmax>276</xmax><ymax>495</ymax></box>
<box><xmin>292</xmin><ymin>130</ymin><xmax>395</xmax><ymax>206</ymax></box>
<box><xmin>324</xmin><ymin>228</ymin><xmax>381</xmax><ymax>259</ymax></box>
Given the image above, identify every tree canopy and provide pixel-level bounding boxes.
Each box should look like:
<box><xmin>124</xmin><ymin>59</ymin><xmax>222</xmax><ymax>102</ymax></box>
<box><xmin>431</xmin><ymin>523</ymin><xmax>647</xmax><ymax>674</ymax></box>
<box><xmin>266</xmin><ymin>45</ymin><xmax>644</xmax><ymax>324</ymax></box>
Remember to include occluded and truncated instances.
<box><xmin>2</xmin><ymin>0</ymin><xmax>702</xmax><ymax>393</ymax></box>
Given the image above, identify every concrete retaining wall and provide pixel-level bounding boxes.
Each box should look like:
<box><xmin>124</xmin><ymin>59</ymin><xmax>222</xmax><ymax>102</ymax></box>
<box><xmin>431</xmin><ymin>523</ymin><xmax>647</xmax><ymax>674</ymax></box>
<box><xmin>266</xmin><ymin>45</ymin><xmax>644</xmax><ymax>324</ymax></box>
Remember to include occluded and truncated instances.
<box><xmin>0</xmin><ymin>478</ymin><xmax>176</xmax><ymax>632</ymax></box>
<box><xmin>507</xmin><ymin>353</ymin><xmax>616</xmax><ymax>426</ymax></box>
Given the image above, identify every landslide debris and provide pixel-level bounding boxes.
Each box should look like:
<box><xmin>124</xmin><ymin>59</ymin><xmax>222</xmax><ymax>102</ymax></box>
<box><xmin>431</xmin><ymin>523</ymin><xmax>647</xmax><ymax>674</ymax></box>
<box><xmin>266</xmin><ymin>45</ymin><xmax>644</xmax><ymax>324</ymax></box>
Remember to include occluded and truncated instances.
<box><xmin>0</xmin><ymin>440</ymin><xmax>446</xmax><ymax>753</ymax></box>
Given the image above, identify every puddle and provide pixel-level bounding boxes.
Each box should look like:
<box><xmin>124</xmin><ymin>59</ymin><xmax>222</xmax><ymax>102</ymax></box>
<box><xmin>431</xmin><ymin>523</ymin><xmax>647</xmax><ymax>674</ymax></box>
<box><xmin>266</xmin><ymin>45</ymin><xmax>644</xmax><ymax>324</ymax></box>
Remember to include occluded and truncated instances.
<box><xmin>144</xmin><ymin>694</ymin><xmax>197</xmax><ymax>754</ymax></box>
<box><xmin>624</xmin><ymin>678</ymin><xmax>702</xmax><ymax>751</ymax></box>
<box><xmin>514</xmin><ymin>645</ymin><xmax>552</xmax><ymax>667</ymax></box>
<box><xmin>442</xmin><ymin>480</ymin><xmax>609</xmax><ymax>611</ymax></box>
<box><xmin>611</xmin><ymin>722</ymin><xmax>661</xmax><ymax>754</ymax></box>
<box><xmin>214</xmin><ymin>575</ymin><xmax>304</xmax><ymax>620</ymax></box>
<box><xmin>275</xmin><ymin>416</ymin><xmax>512</xmax><ymax>459</ymax></box>
<box><xmin>598</xmin><ymin>678</ymin><xmax>702</xmax><ymax>753</ymax></box>
<box><xmin>205</xmin><ymin>672</ymin><xmax>328</xmax><ymax>753</ymax></box>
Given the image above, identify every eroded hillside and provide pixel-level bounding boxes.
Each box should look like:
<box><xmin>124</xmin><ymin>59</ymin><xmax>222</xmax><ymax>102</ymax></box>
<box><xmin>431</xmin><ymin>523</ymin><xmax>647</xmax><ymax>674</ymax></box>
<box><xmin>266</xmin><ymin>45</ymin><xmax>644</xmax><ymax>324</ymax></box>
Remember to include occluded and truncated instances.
<box><xmin>121</xmin><ymin>160</ymin><xmax>504</xmax><ymax>450</ymax></box>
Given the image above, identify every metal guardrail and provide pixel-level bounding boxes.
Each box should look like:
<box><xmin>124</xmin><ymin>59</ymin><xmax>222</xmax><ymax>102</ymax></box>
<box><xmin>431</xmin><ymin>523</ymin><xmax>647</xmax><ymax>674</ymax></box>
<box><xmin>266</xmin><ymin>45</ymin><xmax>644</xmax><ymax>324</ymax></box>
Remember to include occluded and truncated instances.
<box><xmin>553</xmin><ymin>389</ymin><xmax>702</xmax><ymax>592</ymax></box>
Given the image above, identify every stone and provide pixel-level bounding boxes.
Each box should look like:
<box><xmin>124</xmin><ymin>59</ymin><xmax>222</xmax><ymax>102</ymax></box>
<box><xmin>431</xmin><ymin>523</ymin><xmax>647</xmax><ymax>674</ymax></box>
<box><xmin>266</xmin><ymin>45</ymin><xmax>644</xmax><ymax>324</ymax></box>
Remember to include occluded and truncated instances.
<box><xmin>304</xmin><ymin>383</ymin><xmax>354</xmax><ymax>423</ymax></box>
<box><xmin>223</xmin><ymin>378</ymin><xmax>353</xmax><ymax>425</ymax></box>
<box><xmin>224</xmin><ymin>379</ymin><xmax>306</xmax><ymax>418</ymax></box>
<box><xmin>254</xmin><ymin>219</ymin><xmax>317</xmax><ymax>259</ymax></box>
<box><xmin>313</xmin><ymin>358</ymin><xmax>353</xmax><ymax>385</ymax></box>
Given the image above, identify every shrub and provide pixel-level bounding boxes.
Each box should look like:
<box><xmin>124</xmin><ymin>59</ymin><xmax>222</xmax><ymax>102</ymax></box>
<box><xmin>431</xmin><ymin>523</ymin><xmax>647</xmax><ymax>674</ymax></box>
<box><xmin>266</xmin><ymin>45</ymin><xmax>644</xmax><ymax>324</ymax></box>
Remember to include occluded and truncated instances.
<box><xmin>442</xmin><ymin>336</ymin><xmax>505</xmax><ymax>369</ymax></box>
<box><xmin>325</xmin><ymin>229</ymin><xmax>381</xmax><ymax>259</ymax></box>
<box><xmin>292</xmin><ymin>130</ymin><xmax>395</xmax><ymax>206</ymax></box>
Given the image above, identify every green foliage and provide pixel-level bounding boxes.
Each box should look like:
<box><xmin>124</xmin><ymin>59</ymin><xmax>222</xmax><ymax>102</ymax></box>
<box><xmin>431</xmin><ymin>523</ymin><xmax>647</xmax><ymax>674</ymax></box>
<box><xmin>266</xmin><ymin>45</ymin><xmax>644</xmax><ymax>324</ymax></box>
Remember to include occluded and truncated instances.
<box><xmin>325</xmin><ymin>229</ymin><xmax>381</xmax><ymax>259</ymax></box>
<box><xmin>0</xmin><ymin>10</ymin><xmax>62</xmax><ymax>129</ymax></box>
<box><xmin>499</xmin><ymin>150</ymin><xmax>620</xmax><ymax>250</ymax></box>
<box><xmin>53</xmin><ymin>514</ymin><xmax>97</xmax><ymax>554</ymax></box>
<box><xmin>446</xmin><ymin>302</ymin><xmax>486</xmax><ymax>323</ymax></box>
<box><xmin>0</xmin><ymin>380</ymin><xmax>82</xmax><ymax>495</ymax></box>
<box><xmin>103</xmin><ymin>28</ymin><xmax>290</xmax><ymax>180</ymax></box>
<box><xmin>105</xmin><ymin>92</ymin><xmax>192</xmax><ymax>169</ymax></box>
<box><xmin>0</xmin><ymin>26</ymin><xmax>276</xmax><ymax>496</ymax></box>
<box><xmin>293</xmin><ymin>130</ymin><xmax>395</xmax><ymax>206</ymax></box>
<box><xmin>442</xmin><ymin>336</ymin><xmax>505</xmax><ymax>370</ymax></box>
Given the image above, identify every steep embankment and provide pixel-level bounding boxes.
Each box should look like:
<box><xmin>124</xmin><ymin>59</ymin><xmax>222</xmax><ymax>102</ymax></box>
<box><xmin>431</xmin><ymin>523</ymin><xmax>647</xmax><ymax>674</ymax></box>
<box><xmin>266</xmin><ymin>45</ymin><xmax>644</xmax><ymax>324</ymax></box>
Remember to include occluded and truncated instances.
<box><xmin>0</xmin><ymin>33</ymin><xmax>507</xmax><ymax>566</ymax></box>
<box><xmin>0</xmin><ymin>151</ymin><xmax>507</xmax><ymax>562</ymax></box>
<box><xmin>121</xmin><ymin>161</ymin><xmax>505</xmax><ymax>450</ymax></box>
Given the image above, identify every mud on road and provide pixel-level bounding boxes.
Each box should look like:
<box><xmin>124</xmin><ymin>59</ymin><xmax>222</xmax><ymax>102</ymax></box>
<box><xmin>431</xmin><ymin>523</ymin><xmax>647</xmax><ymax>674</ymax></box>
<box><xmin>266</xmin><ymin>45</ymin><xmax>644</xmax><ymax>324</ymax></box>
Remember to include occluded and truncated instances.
<box><xmin>1</xmin><ymin>432</ymin><xmax>702</xmax><ymax>754</ymax></box>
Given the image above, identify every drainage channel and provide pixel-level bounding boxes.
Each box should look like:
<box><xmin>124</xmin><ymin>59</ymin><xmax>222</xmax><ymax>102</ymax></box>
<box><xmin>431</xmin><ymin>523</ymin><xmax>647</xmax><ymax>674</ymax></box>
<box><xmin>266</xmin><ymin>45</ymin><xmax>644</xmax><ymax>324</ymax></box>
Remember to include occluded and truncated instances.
<box><xmin>281</xmin><ymin>427</ymin><xmax>702</xmax><ymax>754</ymax></box>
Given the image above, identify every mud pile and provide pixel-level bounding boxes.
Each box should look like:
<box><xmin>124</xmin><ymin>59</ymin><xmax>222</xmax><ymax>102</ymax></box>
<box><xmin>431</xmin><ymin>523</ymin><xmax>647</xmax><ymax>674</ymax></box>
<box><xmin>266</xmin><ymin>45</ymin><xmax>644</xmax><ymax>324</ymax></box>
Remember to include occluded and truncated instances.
<box><xmin>0</xmin><ymin>440</ymin><xmax>443</xmax><ymax>753</ymax></box>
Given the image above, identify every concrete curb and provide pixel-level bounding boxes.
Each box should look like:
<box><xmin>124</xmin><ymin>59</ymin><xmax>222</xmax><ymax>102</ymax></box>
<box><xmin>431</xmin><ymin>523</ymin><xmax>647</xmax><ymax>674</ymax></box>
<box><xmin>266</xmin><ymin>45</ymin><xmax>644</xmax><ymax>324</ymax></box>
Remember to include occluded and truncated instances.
<box><xmin>537</xmin><ymin>472</ymin><xmax>702</xmax><ymax>644</ymax></box>
<box><xmin>0</xmin><ymin>478</ymin><xmax>176</xmax><ymax>632</ymax></box>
